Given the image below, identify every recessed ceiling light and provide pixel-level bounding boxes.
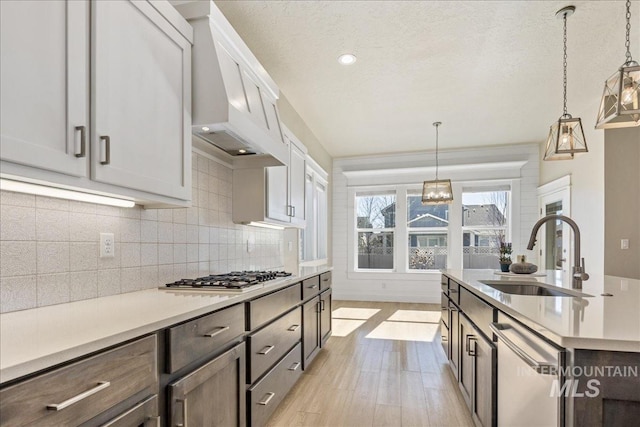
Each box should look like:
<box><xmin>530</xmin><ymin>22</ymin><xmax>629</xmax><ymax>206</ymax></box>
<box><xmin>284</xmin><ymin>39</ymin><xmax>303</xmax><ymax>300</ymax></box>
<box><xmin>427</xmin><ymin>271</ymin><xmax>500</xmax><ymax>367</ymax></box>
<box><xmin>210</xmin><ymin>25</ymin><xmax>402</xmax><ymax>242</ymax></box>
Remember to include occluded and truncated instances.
<box><xmin>201</xmin><ymin>126</ymin><xmax>210</xmax><ymax>132</ymax></box>
<box><xmin>238</xmin><ymin>149</ymin><xmax>247</xmax><ymax>154</ymax></box>
<box><xmin>338</xmin><ymin>53</ymin><xmax>357</xmax><ymax>65</ymax></box>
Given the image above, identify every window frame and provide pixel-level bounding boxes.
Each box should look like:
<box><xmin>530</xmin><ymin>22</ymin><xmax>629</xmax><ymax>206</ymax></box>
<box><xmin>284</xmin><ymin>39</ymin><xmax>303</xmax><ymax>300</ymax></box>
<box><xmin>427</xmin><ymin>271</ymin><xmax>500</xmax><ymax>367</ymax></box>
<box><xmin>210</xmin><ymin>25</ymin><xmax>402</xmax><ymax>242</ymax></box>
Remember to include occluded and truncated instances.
<box><xmin>300</xmin><ymin>158</ymin><xmax>328</xmax><ymax>266</ymax></box>
<box><xmin>347</xmin><ymin>180</ymin><xmax>518</xmax><ymax>278</ymax></box>
<box><xmin>354</xmin><ymin>191</ymin><xmax>397</xmax><ymax>272</ymax></box>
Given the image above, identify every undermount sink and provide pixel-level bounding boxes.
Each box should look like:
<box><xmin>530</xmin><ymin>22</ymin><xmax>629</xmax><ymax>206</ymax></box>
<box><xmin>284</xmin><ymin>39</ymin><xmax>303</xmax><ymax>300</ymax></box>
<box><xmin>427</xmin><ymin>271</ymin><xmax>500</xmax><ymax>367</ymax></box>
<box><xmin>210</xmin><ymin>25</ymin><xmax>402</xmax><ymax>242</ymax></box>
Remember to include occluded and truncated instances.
<box><xmin>479</xmin><ymin>280</ymin><xmax>592</xmax><ymax>298</ymax></box>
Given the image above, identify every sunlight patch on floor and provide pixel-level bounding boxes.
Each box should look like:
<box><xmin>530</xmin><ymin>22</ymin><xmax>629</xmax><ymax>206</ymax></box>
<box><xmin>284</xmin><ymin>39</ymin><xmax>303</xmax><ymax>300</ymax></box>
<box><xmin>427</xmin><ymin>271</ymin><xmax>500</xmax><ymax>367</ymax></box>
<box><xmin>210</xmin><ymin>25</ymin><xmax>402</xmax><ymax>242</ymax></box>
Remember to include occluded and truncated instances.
<box><xmin>332</xmin><ymin>307</ymin><xmax>380</xmax><ymax>320</ymax></box>
<box><xmin>331</xmin><ymin>319</ymin><xmax>367</xmax><ymax>337</ymax></box>
<box><xmin>365</xmin><ymin>321</ymin><xmax>439</xmax><ymax>342</ymax></box>
<box><xmin>387</xmin><ymin>309</ymin><xmax>441</xmax><ymax>323</ymax></box>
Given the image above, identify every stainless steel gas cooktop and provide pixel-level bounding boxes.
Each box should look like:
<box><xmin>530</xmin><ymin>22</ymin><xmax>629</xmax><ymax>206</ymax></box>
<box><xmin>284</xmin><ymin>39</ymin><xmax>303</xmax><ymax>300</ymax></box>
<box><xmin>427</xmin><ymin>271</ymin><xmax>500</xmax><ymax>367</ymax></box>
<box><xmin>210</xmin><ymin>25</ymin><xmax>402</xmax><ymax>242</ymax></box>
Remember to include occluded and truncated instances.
<box><xmin>162</xmin><ymin>271</ymin><xmax>293</xmax><ymax>292</ymax></box>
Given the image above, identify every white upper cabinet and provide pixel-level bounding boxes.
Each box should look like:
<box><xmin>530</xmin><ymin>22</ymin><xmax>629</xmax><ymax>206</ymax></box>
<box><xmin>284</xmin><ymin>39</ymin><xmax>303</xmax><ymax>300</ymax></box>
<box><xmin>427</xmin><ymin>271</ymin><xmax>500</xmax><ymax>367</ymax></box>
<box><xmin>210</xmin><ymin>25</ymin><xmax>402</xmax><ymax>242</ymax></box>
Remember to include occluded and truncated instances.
<box><xmin>288</xmin><ymin>139</ymin><xmax>306</xmax><ymax>226</ymax></box>
<box><xmin>232</xmin><ymin>125</ymin><xmax>307</xmax><ymax>228</ymax></box>
<box><xmin>0</xmin><ymin>0</ymin><xmax>193</xmax><ymax>206</ymax></box>
<box><xmin>92</xmin><ymin>0</ymin><xmax>191</xmax><ymax>200</ymax></box>
<box><xmin>0</xmin><ymin>0</ymin><xmax>89</xmax><ymax>177</ymax></box>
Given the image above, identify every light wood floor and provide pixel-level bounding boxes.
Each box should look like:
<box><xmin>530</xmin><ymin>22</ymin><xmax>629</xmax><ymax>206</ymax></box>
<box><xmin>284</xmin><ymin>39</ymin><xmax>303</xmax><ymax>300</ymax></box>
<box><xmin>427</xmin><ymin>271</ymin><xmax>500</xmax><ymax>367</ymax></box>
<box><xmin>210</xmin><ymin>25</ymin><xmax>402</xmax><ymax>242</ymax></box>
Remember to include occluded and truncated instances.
<box><xmin>266</xmin><ymin>301</ymin><xmax>474</xmax><ymax>427</ymax></box>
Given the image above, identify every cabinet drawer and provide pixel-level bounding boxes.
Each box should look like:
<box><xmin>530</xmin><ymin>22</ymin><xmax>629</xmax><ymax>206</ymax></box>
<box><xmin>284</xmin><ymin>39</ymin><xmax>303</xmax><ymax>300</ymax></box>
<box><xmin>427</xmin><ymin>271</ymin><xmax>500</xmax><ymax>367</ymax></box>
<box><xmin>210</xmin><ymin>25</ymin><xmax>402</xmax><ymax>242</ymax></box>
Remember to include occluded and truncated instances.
<box><xmin>167</xmin><ymin>303</ymin><xmax>244</xmax><ymax>373</ymax></box>
<box><xmin>441</xmin><ymin>275</ymin><xmax>449</xmax><ymax>293</ymax></box>
<box><xmin>100</xmin><ymin>394</ymin><xmax>159</xmax><ymax>427</ymax></box>
<box><xmin>248</xmin><ymin>308</ymin><xmax>301</xmax><ymax>383</ymax></box>
<box><xmin>302</xmin><ymin>276</ymin><xmax>320</xmax><ymax>301</ymax></box>
<box><xmin>449</xmin><ymin>280</ymin><xmax>460</xmax><ymax>304</ymax></box>
<box><xmin>247</xmin><ymin>284</ymin><xmax>301</xmax><ymax>330</ymax></box>
<box><xmin>248</xmin><ymin>342</ymin><xmax>302</xmax><ymax>427</ymax></box>
<box><xmin>0</xmin><ymin>335</ymin><xmax>157</xmax><ymax>427</ymax></box>
<box><xmin>319</xmin><ymin>271</ymin><xmax>332</xmax><ymax>291</ymax></box>
<box><xmin>459</xmin><ymin>287</ymin><xmax>495</xmax><ymax>338</ymax></box>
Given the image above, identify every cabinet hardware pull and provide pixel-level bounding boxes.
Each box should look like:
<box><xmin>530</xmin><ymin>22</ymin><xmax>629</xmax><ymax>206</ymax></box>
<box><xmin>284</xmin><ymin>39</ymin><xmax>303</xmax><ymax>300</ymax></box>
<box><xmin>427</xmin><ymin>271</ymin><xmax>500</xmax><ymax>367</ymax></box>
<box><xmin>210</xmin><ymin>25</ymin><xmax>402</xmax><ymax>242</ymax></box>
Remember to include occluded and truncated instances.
<box><xmin>465</xmin><ymin>334</ymin><xmax>473</xmax><ymax>354</ymax></box>
<box><xmin>176</xmin><ymin>398</ymin><xmax>188</xmax><ymax>427</ymax></box>
<box><xmin>489</xmin><ymin>322</ymin><xmax>558</xmax><ymax>375</ymax></box>
<box><xmin>46</xmin><ymin>381</ymin><xmax>110</xmax><ymax>411</ymax></box>
<box><xmin>75</xmin><ymin>126</ymin><xmax>86</xmax><ymax>158</ymax></box>
<box><xmin>468</xmin><ymin>336</ymin><xmax>478</xmax><ymax>357</ymax></box>
<box><xmin>258</xmin><ymin>345</ymin><xmax>275</xmax><ymax>355</ymax></box>
<box><xmin>316</xmin><ymin>301</ymin><xmax>321</xmax><ymax>313</ymax></box>
<box><xmin>258</xmin><ymin>392</ymin><xmax>275</xmax><ymax>406</ymax></box>
<box><xmin>100</xmin><ymin>135</ymin><xmax>110</xmax><ymax>165</ymax></box>
<box><xmin>320</xmin><ymin>299</ymin><xmax>326</xmax><ymax>311</ymax></box>
<box><xmin>203</xmin><ymin>326</ymin><xmax>229</xmax><ymax>337</ymax></box>
<box><xmin>308</xmin><ymin>284</ymin><xmax>318</xmax><ymax>289</ymax></box>
<box><xmin>292</xmin><ymin>205</ymin><xmax>295</xmax><ymax>217</ymax></box>
<box><xmin>288</xmin><ymin>324</ymin><xmax>300</xmax><ymax>332</ymax></box>
<box><xmin>322</xmin><ymin>278</ymin><xmax>330</xmax><ymax>282</ymax></box>
<box><xmin>288</xmin><ymin>362</ymin><xmax>301</xmax><ymax>371</ymax></box>
<box><xmin>450</xmin><ymin>289</ymin><xmax>458</xmax><ymax>293</ymax></box>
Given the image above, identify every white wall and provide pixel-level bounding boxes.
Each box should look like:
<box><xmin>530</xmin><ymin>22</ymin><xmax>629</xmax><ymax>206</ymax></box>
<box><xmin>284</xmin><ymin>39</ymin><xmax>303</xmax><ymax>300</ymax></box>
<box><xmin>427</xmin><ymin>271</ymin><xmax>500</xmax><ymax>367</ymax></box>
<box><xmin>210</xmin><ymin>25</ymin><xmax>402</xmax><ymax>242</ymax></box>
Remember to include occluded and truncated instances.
<box><xmin>332</xmin><ymin>144</ymin><xmax>539</xmax><ymax>303</ymax></box>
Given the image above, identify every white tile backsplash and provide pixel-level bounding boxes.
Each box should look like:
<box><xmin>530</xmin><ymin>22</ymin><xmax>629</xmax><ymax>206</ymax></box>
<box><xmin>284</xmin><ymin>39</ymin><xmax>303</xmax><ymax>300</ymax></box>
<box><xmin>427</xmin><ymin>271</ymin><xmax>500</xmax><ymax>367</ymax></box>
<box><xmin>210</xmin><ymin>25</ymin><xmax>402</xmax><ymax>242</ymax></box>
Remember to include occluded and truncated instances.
<box><xmin>0</xmin><ymin>153</ymin><xmax>284</xmax><ymax>313</ymax></box>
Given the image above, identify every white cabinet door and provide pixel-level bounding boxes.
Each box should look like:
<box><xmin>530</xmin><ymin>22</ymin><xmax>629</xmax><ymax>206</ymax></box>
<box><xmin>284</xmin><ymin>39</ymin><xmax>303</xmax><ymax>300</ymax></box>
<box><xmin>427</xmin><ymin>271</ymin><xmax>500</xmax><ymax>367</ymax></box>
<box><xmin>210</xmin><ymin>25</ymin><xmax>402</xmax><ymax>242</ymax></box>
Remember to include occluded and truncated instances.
<box><xmin>266</xmin><ymin>166</ymin><xmax>289</xmax><ymax>223</ymax></box>
<box><xmin>92</xmin><ymin>0</ymin><xmax>191</xmax><ymax>200</ymax></box>
<box><xmin>0</xmin><ymin>0</ymin><xmax>88</xmax><ymax>177</ymax></box>
<box><xmin>289</xmin><ymin>143</ymin><xmax>306</xmax><ymax>226</ymax></box>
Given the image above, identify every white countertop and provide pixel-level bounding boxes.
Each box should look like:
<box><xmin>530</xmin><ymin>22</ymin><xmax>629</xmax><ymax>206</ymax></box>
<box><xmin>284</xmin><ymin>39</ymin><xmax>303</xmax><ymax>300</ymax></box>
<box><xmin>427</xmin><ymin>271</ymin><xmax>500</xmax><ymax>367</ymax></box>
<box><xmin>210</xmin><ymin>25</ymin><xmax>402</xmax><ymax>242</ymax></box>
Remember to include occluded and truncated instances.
<box><xmin>443</xmin><ymin>269</ymin><xmax>640</xmax><ymax>353</ymax></box>
<box><xmin>0</xmin><ymin>266</ymin><xmax>331</xmax><ymax>384</ymax></box>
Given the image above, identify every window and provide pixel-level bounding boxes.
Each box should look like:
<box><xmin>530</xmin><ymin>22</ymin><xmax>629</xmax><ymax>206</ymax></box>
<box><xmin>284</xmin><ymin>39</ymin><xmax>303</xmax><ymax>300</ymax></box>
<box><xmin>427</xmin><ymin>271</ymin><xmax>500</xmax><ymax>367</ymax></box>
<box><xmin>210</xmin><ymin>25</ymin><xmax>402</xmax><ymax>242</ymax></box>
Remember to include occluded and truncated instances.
<box><xmin>301</xmin><ymin>161</ymin><xmax>328</xmax><ymax>263</ymax></box>
<box><xmin>462</xmin><ymin>190</ymin><xmax>510</xmax><ymax>269</ymax></box>
<box><xmin>407</xmin><ymin>194</ymin><xmax>448</xmax><ymax>270</ymax></box>
<box><xmin>356</xmin><ymin>193</ymin><xmax>395</xmax><ymax>270</ymax></box>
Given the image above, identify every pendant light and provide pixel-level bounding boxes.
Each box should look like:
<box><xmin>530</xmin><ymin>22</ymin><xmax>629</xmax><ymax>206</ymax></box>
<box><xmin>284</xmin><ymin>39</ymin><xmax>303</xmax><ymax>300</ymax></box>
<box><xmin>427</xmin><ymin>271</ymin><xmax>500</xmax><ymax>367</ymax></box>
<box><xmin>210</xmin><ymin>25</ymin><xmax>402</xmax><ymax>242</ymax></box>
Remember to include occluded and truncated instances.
<box><xmin>596</xmin><ymin>0</ymin><xmax>640</xmax><ymax>129</ymax></box>
<box><xmin>422</xmin><ymin>122</ymin><xmax>453</xmax><ymax>205</ymax></box>
<box><xmin>543</xmin><ymin>6</ymin><xmax>588</xmax><ymax>161</ymax></box>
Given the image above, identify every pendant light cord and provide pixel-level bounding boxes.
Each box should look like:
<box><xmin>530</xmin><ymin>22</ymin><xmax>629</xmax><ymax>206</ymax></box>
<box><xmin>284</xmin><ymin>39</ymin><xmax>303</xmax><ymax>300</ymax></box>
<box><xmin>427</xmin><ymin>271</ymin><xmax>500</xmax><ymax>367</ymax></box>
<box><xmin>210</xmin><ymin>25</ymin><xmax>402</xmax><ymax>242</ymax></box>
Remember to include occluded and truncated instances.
<box><xmin>625</xmin><ymin>0</ymin><xmax>633</xmax><ymax>63</ymax></box>
<box><xmin>434</xmin><ymin>122</ymin><xmax>440</xmax><ymax>181</ymax></box>
<box><xmin>563</xmin><ymin>12</ymin><xmax>568</xmax><ymax>116</ymax></box>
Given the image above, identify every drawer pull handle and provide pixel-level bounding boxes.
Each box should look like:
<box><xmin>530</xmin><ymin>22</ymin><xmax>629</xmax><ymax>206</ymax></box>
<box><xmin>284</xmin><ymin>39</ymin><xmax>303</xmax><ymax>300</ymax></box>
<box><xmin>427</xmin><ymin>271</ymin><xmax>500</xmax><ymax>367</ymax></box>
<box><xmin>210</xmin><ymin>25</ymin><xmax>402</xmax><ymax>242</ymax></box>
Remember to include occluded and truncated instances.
<box><xmin>258</xmin><ymin>392</ymin><xmax>275</xmax><ymax>406</ymax></box>
<box><xmin>203</xmin><ymin>326</ymin><xmax>230</xmax><ymax>337</ymax></box>
<box><xmin>145</xmin><ymin>416</ymin><xmax>161</xmax><ymax>427</ymax></box>
<box><xmin>288</xmin><ymin>362</ymin><xmax>301</xmax><ymax>371</ymax></box>
<box><xmin>308</xmin><ymin>284</ymin><xmax>318</xmax><ymax>289</ymax></box>
<box><xmin>288</xmin><ymin>324</ymin><xmax>300</xmax><ymax>332</ymax></box>
<box><xmin>75</xmin><ymin>125</ymin><xmax>86</xmax><ymax>158</ymax></box>
<box><xmin>450</xmin><ymin>289</ymin><xmax>458</xmax><ymax>293</ymax></box>
<box><xmin>258</xmin><ymin>345</ymin><xmax>275</xmax><ymax>355</ymax></box>
<box><xmin>100</xmin><ymin>135</ymin><xmax>110</xmax><ymax>165</ymax></box>
<box><xmin>176</xmin><ymin>398</ymin><xmax>188</xmax><ymax>427</ymax></box>
<box><xmin>47</xmin><ymin>381</ymin><xmax>110</xmax><ymax>411</ymax></box>
<box><xmin>468</xmin><ymin>336</ymin><xmax>478</xmax><ymax>357</ymax></box>
<box><xmin>322</xmin><ymin>278</ymin><xmax>330</xmax><ymax>282</ymax></box>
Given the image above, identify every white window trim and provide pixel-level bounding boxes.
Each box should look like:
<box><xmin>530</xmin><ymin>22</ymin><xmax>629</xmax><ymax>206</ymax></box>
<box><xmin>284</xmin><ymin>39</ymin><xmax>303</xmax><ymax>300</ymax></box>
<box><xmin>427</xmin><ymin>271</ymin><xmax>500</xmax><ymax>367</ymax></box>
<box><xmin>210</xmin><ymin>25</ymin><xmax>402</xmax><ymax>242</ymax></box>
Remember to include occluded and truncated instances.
<box><xmin>347</xmin><ymin>179</ymin><xmax>521</xmax><ymax>278</ymax></box>
<box><xmin>300</xmin><ymin>156</ymin><xmax>328</xmax><ymax>265</ymax></box>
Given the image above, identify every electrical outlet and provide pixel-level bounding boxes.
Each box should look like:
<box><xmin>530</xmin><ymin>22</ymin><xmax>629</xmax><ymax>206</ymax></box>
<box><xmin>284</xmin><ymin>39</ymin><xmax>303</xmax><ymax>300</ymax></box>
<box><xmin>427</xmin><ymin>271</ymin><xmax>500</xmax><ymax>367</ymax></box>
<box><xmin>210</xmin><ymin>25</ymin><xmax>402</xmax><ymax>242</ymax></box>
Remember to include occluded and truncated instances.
<box><xmin>100</xmin><ymin>233</ymin><xmax>115</xmax><ymax>258</ymax></box>
<box><xmin>621</xmin><ymin>239</ymin><xmax>629</xmax><ymax>250</ymax></box>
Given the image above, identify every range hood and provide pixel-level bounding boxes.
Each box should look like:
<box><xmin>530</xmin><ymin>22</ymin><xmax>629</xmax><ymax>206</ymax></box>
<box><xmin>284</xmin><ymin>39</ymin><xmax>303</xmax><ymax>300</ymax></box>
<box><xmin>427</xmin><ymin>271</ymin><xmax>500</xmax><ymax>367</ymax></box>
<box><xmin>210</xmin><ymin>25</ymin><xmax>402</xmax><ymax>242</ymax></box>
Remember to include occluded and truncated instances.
<box><xmin>175</xmin><ymin>1</ymin><xmax>289</xmax><ymax>167</ymax></box>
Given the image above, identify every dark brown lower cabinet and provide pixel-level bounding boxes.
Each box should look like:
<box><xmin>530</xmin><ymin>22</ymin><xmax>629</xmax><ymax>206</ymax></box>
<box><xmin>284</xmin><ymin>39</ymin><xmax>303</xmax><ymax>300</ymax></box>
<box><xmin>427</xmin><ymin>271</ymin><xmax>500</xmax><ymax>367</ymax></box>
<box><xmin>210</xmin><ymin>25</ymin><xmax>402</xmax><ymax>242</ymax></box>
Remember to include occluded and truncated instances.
<box><xmin>169</xmin><ymin>342</ymin><xmax>246</xmax><ymax>427</ymax></box>
<box><xmin>302</xmin><ymin>296</ymin><xmax>320</xmax><ymax>368</ymax></box>
<box><xmin>449</xmin><ymin>304</ymin><xmax>460</xmax><ymax>380</ymax></box>
<box><xmin>319</xmin><ymin>289</ymin><xmax>332</xmax><ymax>346</ymax></box>
<box><xmin>459</xmin><ymin>313</ymin><xmax>496</xmax><ymax>427</ymax></box>
<box><xmin>100</xmin><ymin>395</ymin><xmax>160</xmax><ymax>427</ymax></box>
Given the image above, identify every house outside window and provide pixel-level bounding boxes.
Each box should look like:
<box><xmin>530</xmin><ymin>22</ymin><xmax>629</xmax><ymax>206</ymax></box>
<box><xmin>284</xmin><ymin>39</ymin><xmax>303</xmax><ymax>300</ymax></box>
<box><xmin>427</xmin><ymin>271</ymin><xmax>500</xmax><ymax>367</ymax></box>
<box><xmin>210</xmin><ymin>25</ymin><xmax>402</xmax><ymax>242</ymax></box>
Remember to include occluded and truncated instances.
<box><xmin>462</xmin><ymin>190</ymin><xmax>510</xmax><ymax>269</ymax></box>
<box><xmin>407</xmin><ymin>194</ymin><xmax>448</xmax><ymax>270</ymax></box>
<box><xmin>356</xmin><ymin>193</ymin><xmax>396</xmax><ymax>270</ymax></box>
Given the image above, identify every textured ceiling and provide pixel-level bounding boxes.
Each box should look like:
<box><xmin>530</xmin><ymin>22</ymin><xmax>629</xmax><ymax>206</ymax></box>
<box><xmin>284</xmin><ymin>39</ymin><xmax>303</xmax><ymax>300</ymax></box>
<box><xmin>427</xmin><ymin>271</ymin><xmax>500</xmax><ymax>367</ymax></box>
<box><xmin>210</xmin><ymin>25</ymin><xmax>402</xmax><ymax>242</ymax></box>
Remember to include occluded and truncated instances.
<box><xmin>215</xmin><ymin>1</ymin><xmax>639</xmax><ymax>157</ymax></box>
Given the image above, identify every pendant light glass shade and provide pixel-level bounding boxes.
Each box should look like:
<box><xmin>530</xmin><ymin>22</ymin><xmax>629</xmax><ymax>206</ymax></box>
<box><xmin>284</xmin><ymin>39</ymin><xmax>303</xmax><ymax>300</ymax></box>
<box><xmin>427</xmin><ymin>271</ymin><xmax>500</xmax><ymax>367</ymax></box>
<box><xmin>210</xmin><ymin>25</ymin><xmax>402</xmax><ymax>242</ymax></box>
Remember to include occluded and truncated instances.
<box><xmin>543</xmin><ymin>114</ymin><xmax>587</xmax><ymax>160</ymax></box>
<box><xmin>422</xmin><ymin>122</ymin><xmax>453</xmax><ymax>205</ymax></box>
<box><xmin>543</xmin><ymin>6</ymin><xmax>588</xmax><ymax>161</ymax></box>
<box><xmin>596</xmin><ymin>1</ymin><xmax>640</xmax><ymax>129</ymax></box>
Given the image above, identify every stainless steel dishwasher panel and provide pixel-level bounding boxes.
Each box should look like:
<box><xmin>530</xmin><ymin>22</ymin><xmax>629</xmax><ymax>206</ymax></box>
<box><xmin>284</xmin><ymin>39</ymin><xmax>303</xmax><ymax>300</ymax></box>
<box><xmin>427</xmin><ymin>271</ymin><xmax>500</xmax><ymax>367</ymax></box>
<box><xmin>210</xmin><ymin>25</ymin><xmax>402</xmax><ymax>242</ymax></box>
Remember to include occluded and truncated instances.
<box><xmin>491</xmin><ymin>312</ymin><xmax>566</xmax><ymax>427</ymax></box>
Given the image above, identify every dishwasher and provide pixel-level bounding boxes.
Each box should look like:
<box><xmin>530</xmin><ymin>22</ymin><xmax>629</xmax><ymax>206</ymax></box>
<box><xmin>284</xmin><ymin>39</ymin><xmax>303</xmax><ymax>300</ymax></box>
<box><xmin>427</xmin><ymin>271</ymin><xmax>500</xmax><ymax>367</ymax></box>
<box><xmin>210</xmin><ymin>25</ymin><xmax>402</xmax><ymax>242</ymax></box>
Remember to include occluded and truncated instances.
<box><xmin>490</xmin><ymin>312</ymin><xmax>566</xmax><ymax>427</ymax></box>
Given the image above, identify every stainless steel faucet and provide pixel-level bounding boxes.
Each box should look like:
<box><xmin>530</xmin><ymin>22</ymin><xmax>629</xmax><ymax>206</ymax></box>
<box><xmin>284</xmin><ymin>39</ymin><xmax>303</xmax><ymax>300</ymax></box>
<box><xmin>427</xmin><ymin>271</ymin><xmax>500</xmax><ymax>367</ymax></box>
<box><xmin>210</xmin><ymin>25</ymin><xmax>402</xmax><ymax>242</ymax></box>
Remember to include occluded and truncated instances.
<box><xmin>526</xmin><ymin>214</ymin><xmax>589</xmax><ymax>289</ymax></box>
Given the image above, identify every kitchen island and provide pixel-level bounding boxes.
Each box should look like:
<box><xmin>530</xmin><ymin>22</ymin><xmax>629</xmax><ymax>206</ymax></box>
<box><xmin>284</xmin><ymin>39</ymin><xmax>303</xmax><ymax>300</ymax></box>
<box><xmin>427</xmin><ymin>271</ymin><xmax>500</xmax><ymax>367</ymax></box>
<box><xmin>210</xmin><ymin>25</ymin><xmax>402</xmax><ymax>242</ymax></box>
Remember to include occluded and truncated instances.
<box><xmin>441</xmin><ymin>269</ymin><xmax>639</xmax><ymax>427</ymax></box>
